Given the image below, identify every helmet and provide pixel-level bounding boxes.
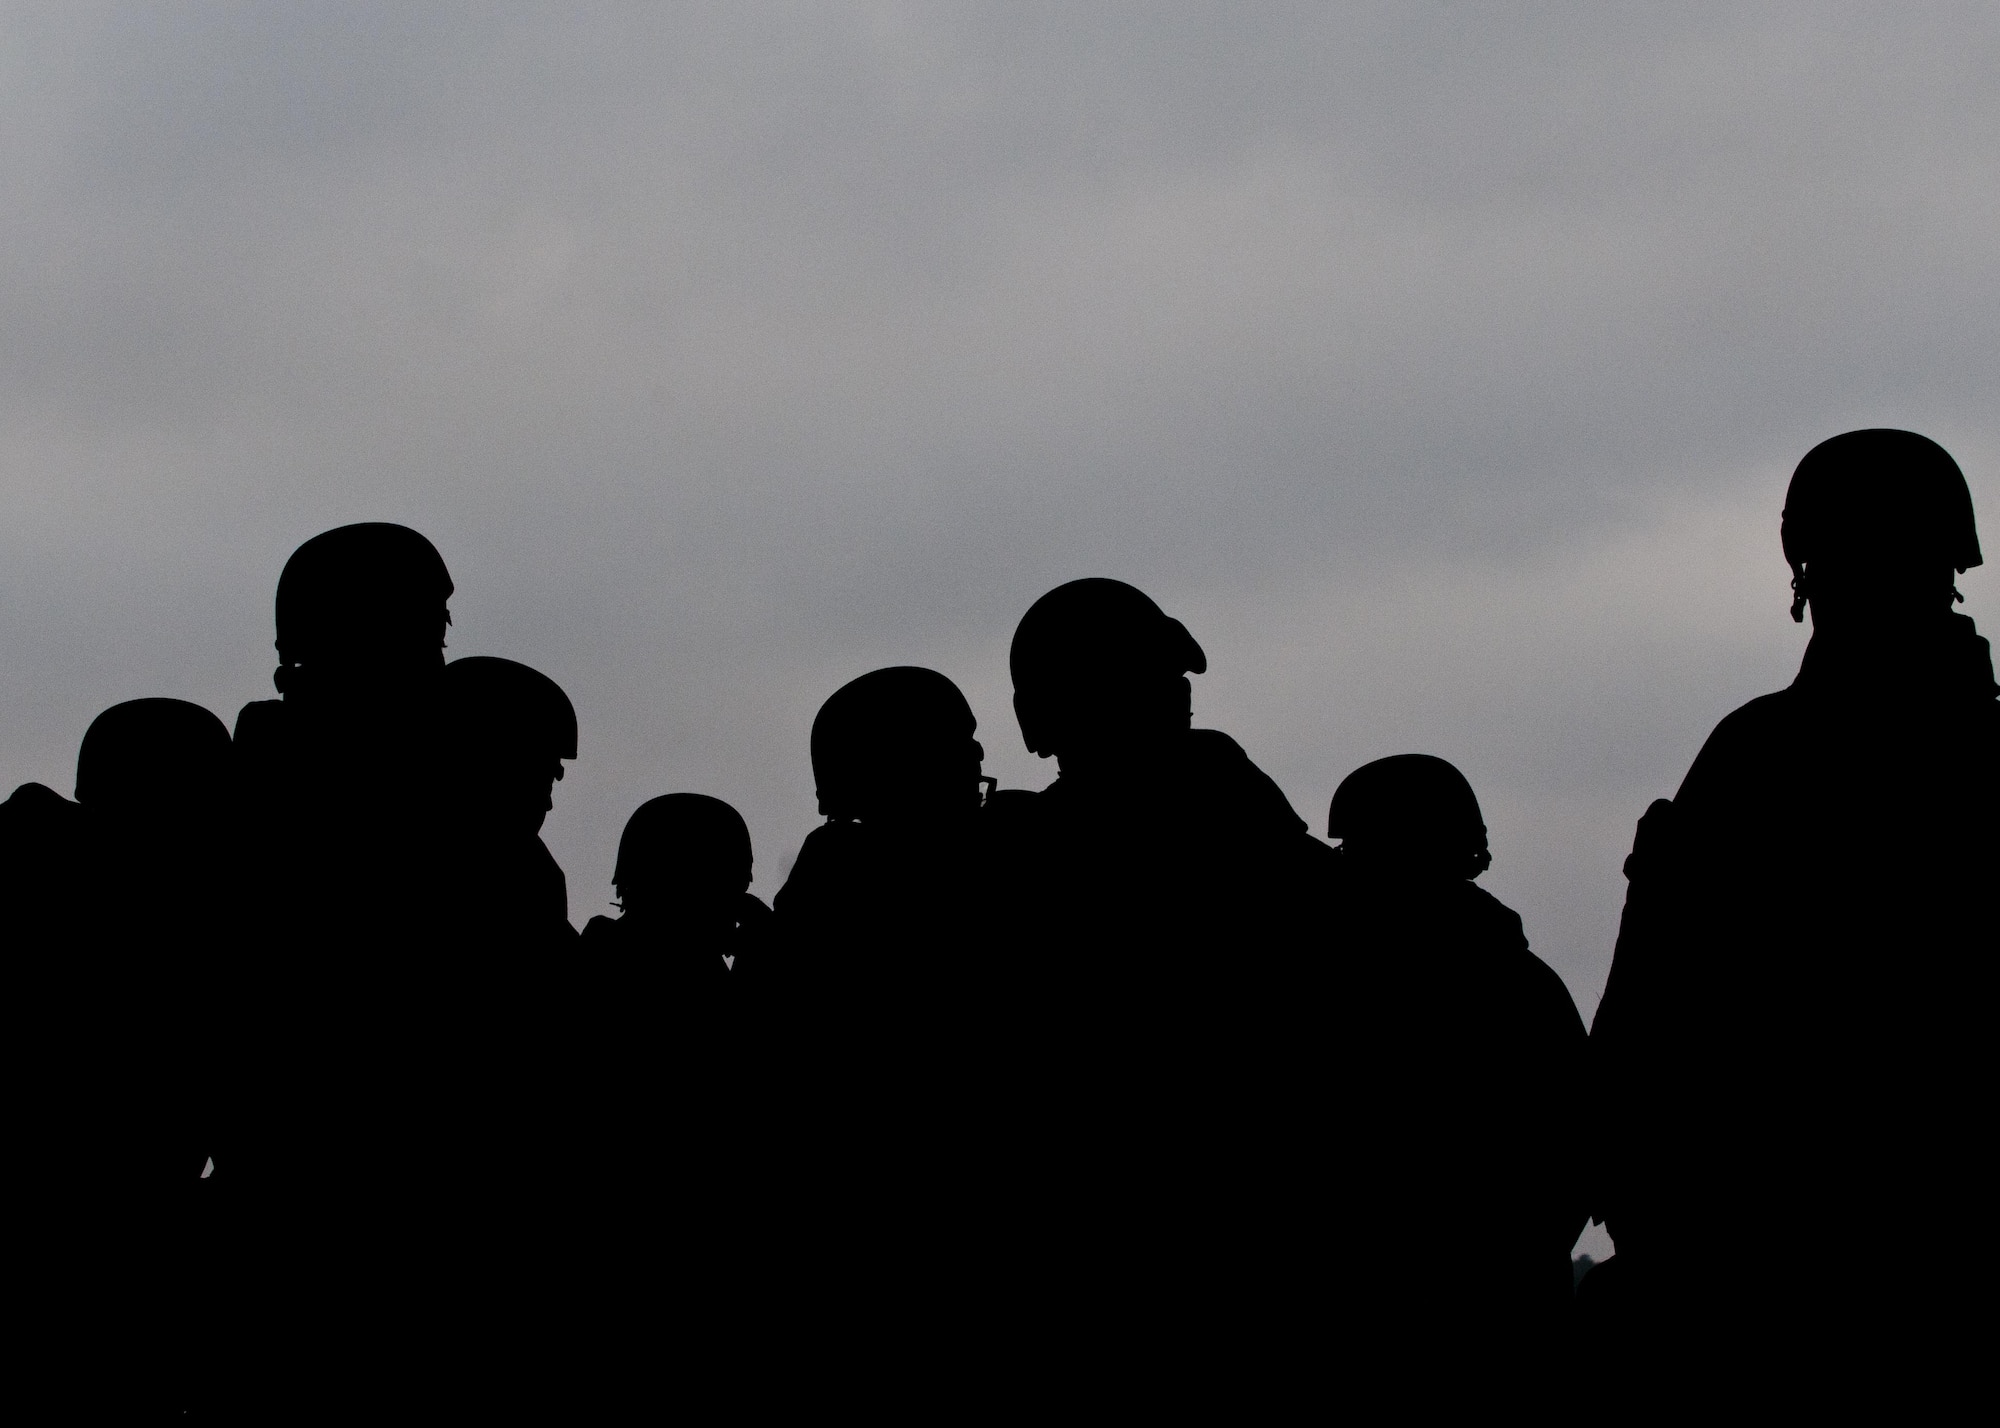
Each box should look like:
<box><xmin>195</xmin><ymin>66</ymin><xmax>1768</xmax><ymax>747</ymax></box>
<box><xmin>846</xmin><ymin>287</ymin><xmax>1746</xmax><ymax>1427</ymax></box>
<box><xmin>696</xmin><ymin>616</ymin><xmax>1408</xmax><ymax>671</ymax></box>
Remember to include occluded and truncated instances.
<box><xmin>1327</xmin><ymin>753</ymin><xmax>1491</xmax><ymax>876</ymax></box>
<box><xmin>275</xmin><ymin>523</ymin><xmax>454</xmax><ymax>666</ymax></box>
<box><xmin>442</xmin><ymin>656</ymin><xmax>579</xmax><ymax>760</ymax></box>
<box><xmin>613</xmin><ymin>793</ymin><xmax>753</xmax><ymax>893</ymax></box>
<box><xmin>1782</xmin><ymin>430</ymin><xmax>1982</xmax><ymax>576</ymax></box>
<box><xmin>1009</xmin><ymin>578</ymin><xmax>1206</xmax><ymax>695</ymax></box>
<box><xmin>810</xmin><ymin>666</ymin><xmax>980</xmax><ymax>821</ymax></box>
<box><xmin>75</xmin><ymin>698</ymin><xmax>233</xmax><ymax>811</ymax></box>
<box><xmin>1010</xmin><ymin>579</ymin><xmax>1205</xmax><ymax>759</ymax></box>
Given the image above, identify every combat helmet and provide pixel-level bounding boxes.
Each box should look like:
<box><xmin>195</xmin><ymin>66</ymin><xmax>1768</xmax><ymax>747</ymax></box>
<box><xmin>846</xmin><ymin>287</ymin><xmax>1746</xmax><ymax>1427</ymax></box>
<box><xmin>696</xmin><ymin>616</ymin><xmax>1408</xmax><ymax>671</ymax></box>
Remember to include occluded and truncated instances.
<box><xmin>442</xmin><ymin>655</ymin><xmax>579</xmax><ymax>762</ymax></box>
<box><xmin>1781</xmin><ymin>430</ymin><xmax>1982</xmax><ymax>621</ymax></box>
<box><xmin>810</xmin><ymin>666</ymin><xmax>983</xmax><ymax>822</ymax></box>
<box><xmin>274</xmin><ymin>523</ymin><xmax>454</xmax><ymax>681</ymax></box>
<box><xmin>75</xmin><ymin>698</ymin><xmax>233</xmax><ymax>813</ymax></box>
<box><xmin>613</xmin><ymin>793</ymin><xmax>754</xmax><ymax>900</ymax></box>
<box><xmin>1009</xmin><ymin>578</ymin><xmax>1206</xmax><ymax>758</ymax></box>
<box><xmin>1328</xmin><ymin>753</ymin><xmax>1492</xmax><ymax>879</ymax></box>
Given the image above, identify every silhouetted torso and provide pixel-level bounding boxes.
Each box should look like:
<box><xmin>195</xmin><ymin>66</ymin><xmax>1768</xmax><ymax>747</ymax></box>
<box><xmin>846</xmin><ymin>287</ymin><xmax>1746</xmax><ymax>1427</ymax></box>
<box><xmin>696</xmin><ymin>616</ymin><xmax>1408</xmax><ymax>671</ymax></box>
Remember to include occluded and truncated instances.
<box><xmin>533</xmin><ymin>794</ymin><xmax>770</xmax><ymax>1403</ymax></box>
<box><xmin>1594</xmin><ymin>613</ymin><xmax>1998</xmax><ymax>1368</ymax></box>
<box><xmin>989</xmin><ymin>727</ymin><xmax>1335</xmax><ymax>1394</ymax></box>
<box><xmin>1337</xmin><ymin>869</ymin><xmax>1586</xmax><ymax>1342</ymax></box>
<box><xmin>211</xmin><ymin>524</ymin><xmax>472</xmax><ymax>1407</ymax></box>
<box><xmin>762</xmin><ymin>669</ymin><xmax>1012</xmax><ymax>1396</ymax></box>
<box><xmin>1315</xmin><ymin>752</ymin><xmax>1586</xmax><ymax>1372</ymax></box>
<box><xmin>7</xmin><ymin>698</ymin><xmax>239</xmax><ymax>1412</ymax></box>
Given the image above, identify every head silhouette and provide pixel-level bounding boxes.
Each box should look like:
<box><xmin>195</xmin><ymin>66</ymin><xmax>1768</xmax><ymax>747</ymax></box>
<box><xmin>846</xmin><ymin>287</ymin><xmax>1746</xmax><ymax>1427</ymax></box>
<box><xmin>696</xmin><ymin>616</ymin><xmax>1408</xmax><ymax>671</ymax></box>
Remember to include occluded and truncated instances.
<box><xmin>1328</xmin><ymin>754</ymin><xmax>1492</xmax><ymax>882</ymax></box>
<box><xmin>76</xmin><ymin>698</ymin><xmax>234</xmax><ymax>829</ymax></box>
<box><xmin>612</xmin><ymin>793</ymin><xmax>754</xmax><ymax>920</ymax></box>
<box><xmin>272</xmin><ymin>523</ymin><xmax>454</xmax><ymax>705</ymax></box>
<box><xmin>811</xmin><ymin>667</ymin><xmax>985</xmax><ymax>827</ymax></box>
<box><xmin>442</xmin><ymin>656</ymin><xmax>577</xmax><ymax>836</ymax></box>
<box><xmin>1782</xmin><ymin>430</ymin><xmax>1981</xmax><ymax>630</ymax></box>
<box><xmin>1010</xmin><ymin>578</ymin><xmax>1206</xmax><ymax>774</ymax></box>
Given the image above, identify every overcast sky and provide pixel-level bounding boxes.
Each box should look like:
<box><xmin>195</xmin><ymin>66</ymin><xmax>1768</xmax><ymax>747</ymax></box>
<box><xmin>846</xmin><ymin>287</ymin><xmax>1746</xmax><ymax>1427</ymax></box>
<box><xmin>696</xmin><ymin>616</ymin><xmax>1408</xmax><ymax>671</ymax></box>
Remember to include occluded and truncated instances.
<box><xmin>5</xmin><ymin>0</ymin><xmax>1996</xmax><ymax>1125</ymax></box>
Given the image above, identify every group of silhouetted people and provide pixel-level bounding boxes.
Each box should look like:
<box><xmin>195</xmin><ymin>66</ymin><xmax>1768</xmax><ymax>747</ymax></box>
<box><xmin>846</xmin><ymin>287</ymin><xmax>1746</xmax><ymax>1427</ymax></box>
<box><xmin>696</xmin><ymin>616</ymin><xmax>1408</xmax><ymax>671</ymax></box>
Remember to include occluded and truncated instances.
<box><xmin>5</xmin><ymin>428</ymin><xmax>1992</xmax><ymax>1411</ymax></box>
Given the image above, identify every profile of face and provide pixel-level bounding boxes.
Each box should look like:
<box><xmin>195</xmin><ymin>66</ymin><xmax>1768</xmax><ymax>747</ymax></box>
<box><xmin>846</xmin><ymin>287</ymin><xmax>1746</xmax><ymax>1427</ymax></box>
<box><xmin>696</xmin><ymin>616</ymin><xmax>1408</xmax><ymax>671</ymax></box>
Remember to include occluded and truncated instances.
<box><xmin>1008</xmin><ymin>579</ymin><xmax>1206</xmax><ymax>775</ymax></box>
<box><xmin>452</xmin><ymin>749</ymin><xmax>566</xmax><ymax>837</ymax></box>
<box><xmin>811</xmin><ymin>667</ymin><xmax>986</xmax><ymax>827</ymax></box>
<box><xmin>1016</xmin><ymin>669</ymin><xmax>1193</xmax><ymax>774</ymax></box>
<box><xmin>859</xmin><ymin>732</ymin><xmax>988</xmax><ymax>826</ymax></box>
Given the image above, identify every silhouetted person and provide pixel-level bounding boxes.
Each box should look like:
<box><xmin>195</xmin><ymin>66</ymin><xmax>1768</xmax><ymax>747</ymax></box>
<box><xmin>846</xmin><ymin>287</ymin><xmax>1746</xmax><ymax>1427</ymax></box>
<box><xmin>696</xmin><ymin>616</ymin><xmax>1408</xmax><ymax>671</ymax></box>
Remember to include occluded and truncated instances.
<box><xmin>0</xmin><ymin>780</ymin><xmax>87</xmax><ymax>1395</ymax></box>
<box><xmin>775</xmin><ymin>665</ymin><xmax>991</xmax><ymax>989</ymax></box>
<box><xmin>376</xmin><ymin>653</ymin><xmax>586</xmax><ymax>1393</ymax></box>
<box><xmin>1591</xmin><ymin>430</ymin><xmax>1996</xmax><ymax>1388</ymax></box>
<box><xmin>12</xmin><ymin>698</ymin><xmax>236</xmax><ymax>1412</ymax></box>
<box><xmin>232</xmin><ymin>522</ymin><xmax>457</xmax><ymax>978</ymax></box>
<box><xmin>1326</xmin><ymin>755</ymin><xmax>1586</xmax><ymax>1361</ymax></box>
<box><xmin>566</xmin><ymin>794</ymin><xmax>770</xmax><ymax>1386</ymax></box>
<box><xmin>996</xmin><ymin>578</ymin><xmax>1336</xmax><ymax>1397</ymax></box>
<box><xmin>768</xmin><ymin>667</ymin><xmax>1004</xmax><ymax>1390</ymax></box>
<box><xmin>234</xmin><ymin>522</ymin><xmax>455</xmax><ymax>929</ymax></box>
<box><xmin>223</xmin><ymin>522</ymin><xmax>463</xmax><ymax>1409</ymax></box>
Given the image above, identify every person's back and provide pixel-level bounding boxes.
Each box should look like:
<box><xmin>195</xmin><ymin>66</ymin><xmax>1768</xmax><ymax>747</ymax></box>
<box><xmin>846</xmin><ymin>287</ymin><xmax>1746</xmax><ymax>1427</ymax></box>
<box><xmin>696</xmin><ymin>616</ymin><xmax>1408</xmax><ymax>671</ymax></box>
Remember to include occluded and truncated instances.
<box><xmin>1592</xmin><ymin>430</ymin><xmax>1996</xmax><ymax>1386</ymax></box>
<box><xmin>765</xmin><ymin>667</ymin><xmax>1005</xmax><ymax>1390</ymax></box>
<box><xmin>1325</xmin><ymin>755</ymin><xmax>1586</xmax><ymax>1359</ymax></box>
<box><xmin>222</xmin><ymin>522</ymin><xmax>463</xmax><ymax>1410</ymax></box>
<box><xmin>997</xmin><ymin>579</ymin><xmax>1335</xmax><ymax>1399</ymax></box>
<box><xmin>13</xmin><ymin>698</ymin><xmax>235</xmax><ymax>1412</ymax></box>
<box><xmin>565</xmin><ymin>792</ymin><xmax>769</xmax><ymax>1389</ymax></box>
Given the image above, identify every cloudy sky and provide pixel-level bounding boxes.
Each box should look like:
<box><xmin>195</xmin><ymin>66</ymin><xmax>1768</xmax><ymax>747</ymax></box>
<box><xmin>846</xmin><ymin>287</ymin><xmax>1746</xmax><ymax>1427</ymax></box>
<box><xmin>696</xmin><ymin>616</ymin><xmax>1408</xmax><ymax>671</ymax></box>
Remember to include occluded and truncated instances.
<box><xmin>4</xmin><ymin>0</ymin><xmax>1995</xmax><ymax>1170</ymax></box>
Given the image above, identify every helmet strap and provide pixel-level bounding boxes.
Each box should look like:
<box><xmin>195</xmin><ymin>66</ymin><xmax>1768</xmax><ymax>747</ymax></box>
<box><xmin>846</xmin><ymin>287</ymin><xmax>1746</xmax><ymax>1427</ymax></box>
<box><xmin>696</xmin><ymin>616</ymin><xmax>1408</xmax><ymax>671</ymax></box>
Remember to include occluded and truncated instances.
<box><xmin>1789</xmin><ymin>565</ymin><xmax>1809</xmax><ymax>624</ymax></box>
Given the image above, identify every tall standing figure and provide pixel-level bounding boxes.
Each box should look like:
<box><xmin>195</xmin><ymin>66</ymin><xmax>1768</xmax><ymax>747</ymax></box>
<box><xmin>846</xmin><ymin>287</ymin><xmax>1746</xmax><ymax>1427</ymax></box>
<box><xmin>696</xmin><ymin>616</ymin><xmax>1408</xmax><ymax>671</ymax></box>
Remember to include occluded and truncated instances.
<box><xmin>225</xmin><ymin>522</ymin><xmax>461</xmax><ymax>1409</ymax></box>
<box><xmin>1590</xmin><ymin>430</ymin><xmax>1996</xmax><ymax>1384</ymax></box>
<box><xmin>768</xmin><ymin>666</ymin><xmax>1004</xmax><ymax>1394</ymax></box>
<box><xmin>11</xmin><ymin>699</ymin><xmax>236</xmax><ymax>1412</ymax></box>
<box><xmin>999</xmin><ymin>578</ymin><xmax>1336</xmax><ymax>1399</ymax></box>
